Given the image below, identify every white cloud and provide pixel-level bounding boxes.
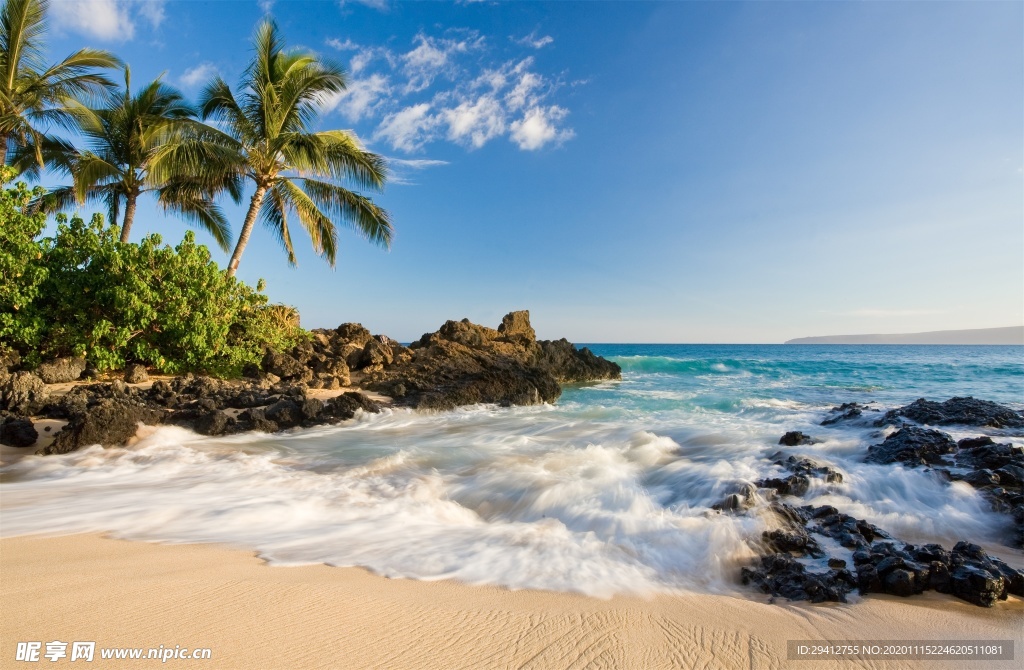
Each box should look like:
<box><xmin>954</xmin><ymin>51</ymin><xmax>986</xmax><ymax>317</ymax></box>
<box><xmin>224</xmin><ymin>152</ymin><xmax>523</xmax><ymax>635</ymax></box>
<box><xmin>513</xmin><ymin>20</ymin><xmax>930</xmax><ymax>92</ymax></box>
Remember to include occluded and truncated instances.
<box><xmin>324</xmin><ymin>29</ymin><xmax>574</xmax><ymax>154</ymax></box>
<box><xmin>402</xmin><ymin>32</ymin><xmax>482</xmax><ymax>93</ymax></box>
<box><xmin>340</xmin><ymin>0</ymin><xmax>389</xmax><ymax>10</ymax></box>
<box><xmin>179</xmin><ymin>63</ymin><xmax>218</xmax><ymax>89</ymax></box>
<box><xmin>327</xmin><ymin>37</ymin><xmax>359</xmax><ymax>51</ymax></box>
<box><xmin>53</xmin><ymin>0</ymin><xmax>135</xmax><ymax>40</ymax></box>
<box><xmin>136</xmin><ymin>0</ymin><xmax>165</xmax><ymax>27</ymax></box>
<box><xmin>321</xmin><ymin>74</ymin><xmax>391</xmax><ymax>122</ymax></box>
<box><xmin>258</xmin><ymin>0</ymin><xmax>275</xmax><ymax>13</ymax></box>
<box><xmin>513</xmin><ymin>31</ymin><xmax>554</xmax><ymax>49</ymax></box>
<box><xmin>510</xmin><ymin>105</ymin><xmax>573</xmax><ymax>150</ymax></box>
<box><xmin>442</xmin><ymin>95</ymin><xmax>505</xmax><ymax>148</ymax></box>
<box><xmin>389</xmin><ymin>158</ymin><xmax>449</xmax><ymax>169</ymax></box>
<box><xmin>387</xmin><ymin>157</ymin><xmax>449</xmax><ymax>185</ymax></box>
<box><xmin>52</xmin><ymin>0</ymin><xmax>166</xmax><ymax>41</ymax></box>
<box><xmin>374</xmin><ymin>104</ymin><xmax>439</xmax><ymax>152</ymax></box>
<box><xmin>506</xmin><ymin>71</ymin><xmax>543</xmax><ymax>111</ymax></box>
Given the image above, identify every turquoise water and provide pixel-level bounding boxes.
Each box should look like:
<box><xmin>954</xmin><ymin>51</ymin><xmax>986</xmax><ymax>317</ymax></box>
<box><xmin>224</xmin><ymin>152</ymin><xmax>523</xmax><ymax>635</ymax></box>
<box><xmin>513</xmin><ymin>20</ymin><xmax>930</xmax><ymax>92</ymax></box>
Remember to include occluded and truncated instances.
<box><xmin>2</xmin><ymin>344</ymin><xmax>1022</xmax><ymax>597</ymax></box>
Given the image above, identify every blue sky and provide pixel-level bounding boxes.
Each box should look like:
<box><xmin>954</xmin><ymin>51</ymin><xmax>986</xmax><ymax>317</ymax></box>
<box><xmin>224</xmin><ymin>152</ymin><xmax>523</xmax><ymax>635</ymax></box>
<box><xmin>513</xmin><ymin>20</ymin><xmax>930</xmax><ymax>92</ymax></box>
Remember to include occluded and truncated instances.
<box><xmin>43</xmin><ymin>0</ymin><xmax>1023</xmax><ymax>342</ymax></box>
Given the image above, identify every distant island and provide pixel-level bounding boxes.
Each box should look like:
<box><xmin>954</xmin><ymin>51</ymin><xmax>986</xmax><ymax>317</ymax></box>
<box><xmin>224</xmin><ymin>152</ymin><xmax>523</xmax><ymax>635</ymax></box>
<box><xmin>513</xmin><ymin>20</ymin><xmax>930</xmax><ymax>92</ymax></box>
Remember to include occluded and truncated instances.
<box><xmin>785</xmin><ymin>326</ymin><xmax>1023</xmax><ymax>345</ymax></box>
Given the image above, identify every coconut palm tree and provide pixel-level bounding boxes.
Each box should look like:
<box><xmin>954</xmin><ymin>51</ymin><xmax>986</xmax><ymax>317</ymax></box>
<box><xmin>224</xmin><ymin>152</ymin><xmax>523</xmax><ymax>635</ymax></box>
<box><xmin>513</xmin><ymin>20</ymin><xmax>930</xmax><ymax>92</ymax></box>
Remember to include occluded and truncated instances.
<box><xmin>47</xmin><ymin>67</ymin><xmax>238</xmax><ymax>248</ymax></box>
<box><xmin>0</xmin><ymin>0</ymin><xmax>119</xmax><ymax>171</ymax></box>
<box><xmin>198</xmin><ymin>19</ymin><xmax>392</xmax><ymax>277</ymax></box>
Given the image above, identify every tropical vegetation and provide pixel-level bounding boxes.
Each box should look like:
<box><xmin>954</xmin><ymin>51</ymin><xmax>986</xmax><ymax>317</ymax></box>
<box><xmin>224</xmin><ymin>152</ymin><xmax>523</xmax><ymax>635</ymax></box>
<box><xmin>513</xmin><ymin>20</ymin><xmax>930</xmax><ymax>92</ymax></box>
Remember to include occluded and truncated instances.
<box><xmin>0</xmin><ymin>0</ymin><xmax>394</xmax><ymax>376</ymax></box>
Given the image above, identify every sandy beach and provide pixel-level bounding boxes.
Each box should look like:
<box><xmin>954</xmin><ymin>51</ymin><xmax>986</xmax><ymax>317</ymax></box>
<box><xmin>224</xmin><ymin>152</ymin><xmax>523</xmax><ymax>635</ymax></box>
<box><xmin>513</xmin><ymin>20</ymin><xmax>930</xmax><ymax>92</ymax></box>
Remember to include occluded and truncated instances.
<box><xmin>1</xmin><ymin>534</ymin><xmax>1020</xmax><ymax>669</ymax></box>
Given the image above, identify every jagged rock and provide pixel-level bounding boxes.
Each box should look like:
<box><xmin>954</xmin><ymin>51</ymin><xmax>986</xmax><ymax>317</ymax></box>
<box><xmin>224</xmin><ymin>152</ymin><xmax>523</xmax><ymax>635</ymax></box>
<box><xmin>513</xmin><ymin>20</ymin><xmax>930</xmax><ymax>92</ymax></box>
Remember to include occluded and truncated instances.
<box><xmin>0</xmin><ymin>371</ymin><xmax>49</xmax><ymax>414</ymax></box>
<box><xmin>35</xmin><ymin>357</ymin><xmax>86</xmax><ymax>384</ymax></box>
<box><xmin>358</xmin><ymin>339</ymin><xmax>394</xmax><ymax>369</ymax></box>
<box><xmin>757</xmin><ymin>474</ymin><xmax>811</xmax><ymax>497</ymax></box>
<box><xmin>747</xmin><ymin>504</ymin><xmax>1023</xmax><ymax>607</ymax></box>
<box><xmin>779</xmin><ymin>431</ymin><xmax>813</xmax><ymax>446</ymax></box>
<box><xmin>712</xmin><ymin>483</ymin><xmax>758</xmax><ymax>512</ymax></box>
<box><xmin>1</xmin><ymin>417</ymin><xmax>38</xmax><ymax>447</ymax></box>
<box><xmin>262</xmin><ymin>351</ymin><xmax>306</xmax><ymax>379</ymax></box>
<box><xmin>741</xmin><ymin>553</ymin><xmax>856</xmax><ymax>603</ymax></box>
<box><xmin>364</xmin><ymin>312</ymin><xmax>618</xmax><ymax>410</ymax></box>
<box><xmin>44</xmin><ymin>399</ymin><xmax>166</xmax><ymax>454</ymax></box>
<box><xmin>821</xmin><ymin>402</ymin><xmax>875</xmax><ymax>425</ymax></box>
<box><xmin>766</xmin><ymin>452</ymin><xmax>844</xmax><ymax>484</ymax></box>
<box><xmin>879</xmin><ymin>397</ymin><xmax>1024</xmax><ymax>429</ymax></box>
<box><xmin>497</xmin><ymin>310</ymin><xmax>536</xmax><ymax>344</ymax></box>
<box><xmin>124</xmin><ymin>363</ymin><xmax>149</xmax><ymax>384</ymax></box>
<box><xmin>531</xmin><ymin>339</ymin><xmax>621</xmax><ymax>384</ymax></box>
<box><xmin>333</xmin><ymin>323</ymin><xmax>373</xmax><ymax>348</ymax></box>
<box><xmin>865</xmin><ymin>426</ymin><xmax>957</xmax><ymax>466</ymax></box>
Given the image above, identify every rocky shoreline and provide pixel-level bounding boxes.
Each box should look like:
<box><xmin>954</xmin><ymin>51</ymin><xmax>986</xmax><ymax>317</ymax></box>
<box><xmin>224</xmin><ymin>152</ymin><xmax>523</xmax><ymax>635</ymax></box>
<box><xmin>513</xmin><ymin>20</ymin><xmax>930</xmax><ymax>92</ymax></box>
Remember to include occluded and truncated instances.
<box><xmin>3</xmin><ymin>322</ymin><xmax>1022</xmax><ymax>610</ymax></box>
<box><xmin>0</xmin><ymin>311</ymin><xmax>621</xmax><ymax>453</ymax></box>
<box><xmin>737</xmin><ymin>397</ymin><xmax>1024</xmax><ymax>608</ymax></box>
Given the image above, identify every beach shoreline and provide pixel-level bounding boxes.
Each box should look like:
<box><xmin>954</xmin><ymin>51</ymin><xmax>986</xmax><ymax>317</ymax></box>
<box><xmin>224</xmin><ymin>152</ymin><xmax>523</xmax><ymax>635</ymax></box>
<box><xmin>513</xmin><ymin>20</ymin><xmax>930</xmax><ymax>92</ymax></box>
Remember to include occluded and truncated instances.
<box><xmin>1</xmin><ymin>533</ymin><xmax>1021</xmax><ymax>669</ymax></box>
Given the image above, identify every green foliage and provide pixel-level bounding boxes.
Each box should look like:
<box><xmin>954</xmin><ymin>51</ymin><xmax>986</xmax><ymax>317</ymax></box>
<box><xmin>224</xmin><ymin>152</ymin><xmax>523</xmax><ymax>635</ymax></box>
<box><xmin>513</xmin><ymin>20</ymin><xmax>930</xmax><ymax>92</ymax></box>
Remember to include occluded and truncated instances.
<box><xmin>0</xmin><ymin>166</ymin><xmax>48</xmax><ymax>355</ymax></box>
<box><xmin>0</xmin><ymin>173</ymin><xmax>305</xmax><ymax>375</ymax></box>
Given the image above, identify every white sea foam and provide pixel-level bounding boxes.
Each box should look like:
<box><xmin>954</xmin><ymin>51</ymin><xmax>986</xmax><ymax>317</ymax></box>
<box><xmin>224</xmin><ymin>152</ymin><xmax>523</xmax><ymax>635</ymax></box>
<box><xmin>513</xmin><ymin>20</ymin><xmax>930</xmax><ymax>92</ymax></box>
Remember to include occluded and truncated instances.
<box><xmin>3</xmin><ymin>345</ymin><xmax>1022</xmax><ymax>594</ymax></box>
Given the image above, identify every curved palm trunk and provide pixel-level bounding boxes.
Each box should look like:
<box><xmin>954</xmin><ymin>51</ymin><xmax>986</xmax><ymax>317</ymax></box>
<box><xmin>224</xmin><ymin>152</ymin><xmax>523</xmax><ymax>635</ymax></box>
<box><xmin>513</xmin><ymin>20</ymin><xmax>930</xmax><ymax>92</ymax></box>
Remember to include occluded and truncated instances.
<box><xmin>119</xmin><ymin>191</ymin><xmax>138</xmax><ymax>243</ymax></box>
<box><xmin>226</xmin><ymin>185</ymin><xmax>268</xmax><ymax>277</ymax></box>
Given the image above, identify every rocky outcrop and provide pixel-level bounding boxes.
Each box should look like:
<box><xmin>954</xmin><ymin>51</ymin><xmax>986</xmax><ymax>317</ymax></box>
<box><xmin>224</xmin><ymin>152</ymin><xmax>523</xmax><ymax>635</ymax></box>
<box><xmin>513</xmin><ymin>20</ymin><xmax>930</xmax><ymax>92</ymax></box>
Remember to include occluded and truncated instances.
<box><xmin>8</xmin><ymin>310</ymin><xmax>615</xmax><ymax>452</ymax></box>
<box><xmin>865</xmin><ymin>426</ymin><xmax>958</xmax><ymax>466</ymax></box>
<box><xmin>742</xmin><ymin>503</ymin><xmax>1022</xmax><ymax>607</ymax></box>
<box><xmin>879</xmin><ymin>397</ymin><xmax>1024</xmax><ymax>429</ymax></box>
<box><xmin>35</xmin><ymin>357</ymin><xmax>87</xmax><ymax>384</ymax></box>
<box><xmin>358</xmin><ymin>311</ymin><xmax>620</xmax><ymax>410</ymax></box>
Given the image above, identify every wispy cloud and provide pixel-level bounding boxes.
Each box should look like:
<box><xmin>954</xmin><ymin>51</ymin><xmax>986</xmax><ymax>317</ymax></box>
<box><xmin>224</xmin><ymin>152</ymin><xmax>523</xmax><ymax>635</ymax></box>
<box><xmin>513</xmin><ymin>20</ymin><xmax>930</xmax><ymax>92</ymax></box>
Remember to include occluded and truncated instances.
<box><xmin>179</xmin><ymin>62</ymin><xmax>218</xmax><ymax>89</ymax></box>
<box><xmin>326</xmin><ymin>29</ymin><xmax>574</xmax><ymax>153</ymax></box>
<box><xmin>387</xmin><ymin>157</ymin><xmax>450</xmax><ymax>185</ymax></box>
<box><xmin>375</xmin><ymin>103</ymin><xmax>439</xmax><ymax>152</ymax></box>
<box><xmin>257</xmin><ymin>0</ymin><xmax>275</xmax><ymax>13</ymax></box>
<box><xmin>512</xmin><ymin>31</ymin><xmax>554</xmax><ymax>49</ymax></box>
<box><xmin>53</xmin><ymin>0</ymin><xmax>165</xmax><ymax>41</ymax></box>
<box><xmin>320</xmin><ymin>73</ymin><xmax>391</xmax><ymax>122</ymax></box>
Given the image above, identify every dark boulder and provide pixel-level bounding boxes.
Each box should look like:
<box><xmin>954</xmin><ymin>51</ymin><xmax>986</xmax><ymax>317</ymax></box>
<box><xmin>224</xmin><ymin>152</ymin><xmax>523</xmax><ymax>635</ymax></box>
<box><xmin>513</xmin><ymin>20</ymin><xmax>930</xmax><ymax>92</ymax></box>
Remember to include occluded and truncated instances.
<box><xmin>757</xmin><ymin>474</ymin><xmax>811</xmax><ymax>497</ymax></box>
<box><xmin>0</xmin><ymin>417</ymin><xmax>38</xmax><ymax>447</ymax></box>
<box><xmin>262</xmin><ymin>351</ymin><xmax>306</xmax><ymax>380</ymax></box>
<box><xmin>879</xmin><ymin>397</ymin><xmax>1024</xmax><ymax>429</ymax></box>
<box><xmin>35</xmin><ymin>357</ymin><xmax>86</xmax><ymax>384</ymax></box>
<box><xmin>0</xmin><ymin>371</ymin><xmax>49</xmax><ymax>414</ymax></box>
<box><xmin>741</xmin><ymin>553</ymin><xmax>856</xmax><ymax>603</ymax></box>
<box><xmin>43</xmin><ymin>399</ymin><xmax>166</xmax><ymax>454</ymax></box>
<box><xmin>124</xmin><ymin>364</ymin><xmax>149</xmax><ymax>384</ymax></box>
<box><xmin>779</xmin><ymin>431</ymin><xmax>813</xmax><ymax>446</ymax></box>
<box><xmin>865</xmin><ymin>426</ymin><xmax>957</xmax><ymax>466</ymax></box>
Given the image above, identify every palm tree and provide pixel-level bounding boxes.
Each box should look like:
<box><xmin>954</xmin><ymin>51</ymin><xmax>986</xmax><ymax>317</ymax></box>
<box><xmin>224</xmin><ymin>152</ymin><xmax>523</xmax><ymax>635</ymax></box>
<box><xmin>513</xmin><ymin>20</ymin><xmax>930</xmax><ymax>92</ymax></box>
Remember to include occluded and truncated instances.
<box><xmin>47</xmin><ymin>67</ymin><xmax>238</xmax><ymax>247</ymax></box>
<box><xmin>0</xmin><ymin>0</ymin><xmax>119</xmax><ymax>171</ymax></box>
<box><xmin>198</xmin><ymin>20</ymin><xmax>392</xmax><ymax>277</ymax></box>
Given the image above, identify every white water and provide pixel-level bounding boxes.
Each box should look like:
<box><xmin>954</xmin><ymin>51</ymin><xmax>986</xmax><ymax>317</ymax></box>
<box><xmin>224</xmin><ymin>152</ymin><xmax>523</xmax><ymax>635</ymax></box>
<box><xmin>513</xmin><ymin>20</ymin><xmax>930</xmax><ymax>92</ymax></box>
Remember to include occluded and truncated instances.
<box><xmin>2</xmin><ymin>397</ymin><xmax>1020</xmax><ymax>597</ymax></box>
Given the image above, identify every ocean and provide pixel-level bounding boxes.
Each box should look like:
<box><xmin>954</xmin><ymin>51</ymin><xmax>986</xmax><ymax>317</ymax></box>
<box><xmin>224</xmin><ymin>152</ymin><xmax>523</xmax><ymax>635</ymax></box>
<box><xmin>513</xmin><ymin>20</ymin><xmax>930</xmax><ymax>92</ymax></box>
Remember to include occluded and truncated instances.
<box><xmin>2</xmin><ymin>344</ymin><xmax>1022</xmax><ymax>598</ymax></box>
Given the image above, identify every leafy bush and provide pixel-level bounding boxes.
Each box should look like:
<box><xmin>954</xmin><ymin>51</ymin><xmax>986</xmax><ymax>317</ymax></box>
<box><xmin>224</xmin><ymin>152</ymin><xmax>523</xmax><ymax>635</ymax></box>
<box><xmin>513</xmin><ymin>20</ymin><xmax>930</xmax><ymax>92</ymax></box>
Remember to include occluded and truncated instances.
<box><xmin>0</xmin><ymin>167</ymin><xmax>48</xmax><ymax>355</ymax></box>
<box><xmin>0</xmin><ymin>173</ymin><xmax>305</xmax><ymax>375</ymax></box>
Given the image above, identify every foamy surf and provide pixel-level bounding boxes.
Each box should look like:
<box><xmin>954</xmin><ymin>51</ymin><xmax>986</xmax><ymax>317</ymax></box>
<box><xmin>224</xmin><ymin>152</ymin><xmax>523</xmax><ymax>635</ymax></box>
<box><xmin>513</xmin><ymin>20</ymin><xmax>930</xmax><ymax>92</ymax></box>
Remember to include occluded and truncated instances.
<box><xmin>2</xmin><ymin>344</ymin><xmax>1022</xmax><ymax>596</ymax></box>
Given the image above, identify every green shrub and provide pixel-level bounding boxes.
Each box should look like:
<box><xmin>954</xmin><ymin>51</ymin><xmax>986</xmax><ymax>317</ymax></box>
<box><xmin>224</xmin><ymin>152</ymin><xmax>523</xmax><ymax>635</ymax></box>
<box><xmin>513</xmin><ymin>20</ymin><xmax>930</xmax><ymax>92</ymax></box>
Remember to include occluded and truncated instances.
<box><xmin>0</xmin><ymin>173</ymin><xmax>306</xmax><ymax>376</ymax></box>
<box><xmin>0</xmin><ymin>167</ymin><xmax>48</xmax><ymax>358</ymax></box>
